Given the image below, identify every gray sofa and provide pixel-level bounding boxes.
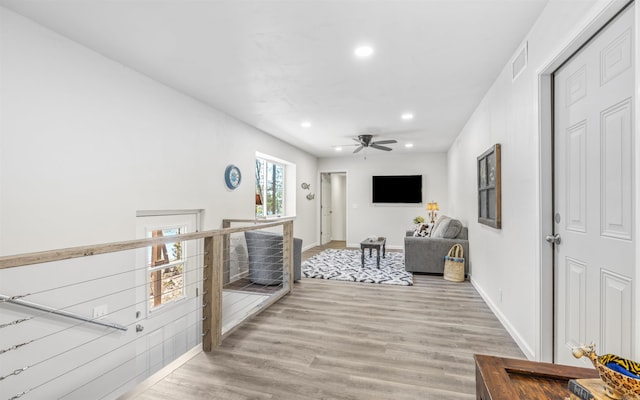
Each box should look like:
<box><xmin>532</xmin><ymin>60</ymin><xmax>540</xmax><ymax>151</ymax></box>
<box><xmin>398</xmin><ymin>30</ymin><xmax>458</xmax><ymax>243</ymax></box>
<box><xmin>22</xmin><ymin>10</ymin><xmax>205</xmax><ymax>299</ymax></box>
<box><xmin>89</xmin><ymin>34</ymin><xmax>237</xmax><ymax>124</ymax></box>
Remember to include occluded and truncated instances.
<box><xmin>404</xmin><ymin>216</ymin><xmax>469</xmax><ymax>275</ymax></box>
<box><xmin>244</xmin><ymin>230</ymin><xmax>302</xmax><ymax>285</ymax></box>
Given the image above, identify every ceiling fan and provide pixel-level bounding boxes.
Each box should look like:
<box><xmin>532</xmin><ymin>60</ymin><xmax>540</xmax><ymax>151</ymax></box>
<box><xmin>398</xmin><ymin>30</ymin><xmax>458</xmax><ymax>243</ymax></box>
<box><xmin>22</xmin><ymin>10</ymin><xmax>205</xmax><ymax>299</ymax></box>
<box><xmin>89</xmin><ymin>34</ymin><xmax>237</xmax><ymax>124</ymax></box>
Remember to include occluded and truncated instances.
<box><xmin>352</xmin><ymin>134</ymin><xmax>398</xmax><ymax>153</ymax></box>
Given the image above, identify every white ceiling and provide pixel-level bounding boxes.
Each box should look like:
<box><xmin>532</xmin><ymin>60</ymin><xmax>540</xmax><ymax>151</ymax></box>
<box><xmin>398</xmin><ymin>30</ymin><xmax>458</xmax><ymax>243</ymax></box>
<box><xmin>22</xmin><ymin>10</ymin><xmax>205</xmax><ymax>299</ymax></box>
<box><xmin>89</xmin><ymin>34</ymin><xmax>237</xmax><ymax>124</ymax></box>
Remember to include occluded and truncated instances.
<box><xmin>0</xmin><ymin>0</ymin><xmax>549</xmax><ymax>158</ymax></box>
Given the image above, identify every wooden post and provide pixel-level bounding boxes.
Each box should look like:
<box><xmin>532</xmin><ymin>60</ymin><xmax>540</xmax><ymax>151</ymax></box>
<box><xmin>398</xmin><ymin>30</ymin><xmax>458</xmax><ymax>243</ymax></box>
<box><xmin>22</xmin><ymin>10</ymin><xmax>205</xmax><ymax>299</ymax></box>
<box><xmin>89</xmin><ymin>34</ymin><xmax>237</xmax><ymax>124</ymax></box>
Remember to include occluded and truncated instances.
<box><xmin>202</xmin><ymin>234</ymin><xmax>224</xmax><ymax>352</ymax></box>
<box><xmin>211</xmin><ymin>234</ymin><xmax>223</xmax><ymax>347</ymax></box>
<box><xmin>283</xmin><ymin>220</ymin><xmax>294</xmax><ymax>293</ymax></box>
<box><xmin>222</xmin><ymin>220</ymin><xmax>231</xmax><ymax>285</ymax></box>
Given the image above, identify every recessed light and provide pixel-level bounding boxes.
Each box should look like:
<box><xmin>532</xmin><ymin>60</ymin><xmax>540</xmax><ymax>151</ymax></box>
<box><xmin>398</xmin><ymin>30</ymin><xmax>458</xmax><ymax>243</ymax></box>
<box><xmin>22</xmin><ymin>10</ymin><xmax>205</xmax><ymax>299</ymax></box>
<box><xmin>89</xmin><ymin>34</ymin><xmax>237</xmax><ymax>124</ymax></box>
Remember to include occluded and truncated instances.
<box><xmin>335</xmin><ymin>146</ymin><xmax>343</xmax><ymax>151</ymax></box>
<box><xmin>405</xmin><ymin>143</ymin><xmax>414</xmax><ymax>148</ymax></box>
<box><xmin>401</xmin><ymin>113</ymin><xmax>414</xmax><ymax>120</ymax></box>
<box><xmin>354</xmin><ymin>45</ymin><xmax>374</xmax><ymax>58</ymax></box>
<box><xmin>301</xmin><ymin>121</ymin><xmax>312</xmax><ymax>128</ymax></box>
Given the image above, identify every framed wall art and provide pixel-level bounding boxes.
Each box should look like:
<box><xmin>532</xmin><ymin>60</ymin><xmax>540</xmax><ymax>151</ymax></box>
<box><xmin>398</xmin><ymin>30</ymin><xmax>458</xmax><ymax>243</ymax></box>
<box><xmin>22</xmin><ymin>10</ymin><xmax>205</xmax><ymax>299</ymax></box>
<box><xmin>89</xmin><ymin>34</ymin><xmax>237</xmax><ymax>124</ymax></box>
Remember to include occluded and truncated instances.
<box><xmin>477</xmin><ymin>144</ymin><xmax>501</xmax><ymax>229</ymax></box>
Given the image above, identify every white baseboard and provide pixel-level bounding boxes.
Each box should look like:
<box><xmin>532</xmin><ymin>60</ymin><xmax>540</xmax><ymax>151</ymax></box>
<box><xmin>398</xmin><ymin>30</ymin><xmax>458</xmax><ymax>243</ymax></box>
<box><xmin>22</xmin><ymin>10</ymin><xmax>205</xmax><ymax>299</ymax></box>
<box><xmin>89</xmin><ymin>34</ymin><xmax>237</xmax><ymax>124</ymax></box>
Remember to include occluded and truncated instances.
<box><xmin>119</xmin><ymin>345</ymin><xmax>202</xmax><ymax>399</ymax></box>
<box><xmin>470</xmin><ymin>276</ymin><xmax>536</xmax><ymax>360</ymax></box>
<box><xmin>302</xmin><ymin>242</ymin><xmax>319</xmax><ymax>252</ymax></box>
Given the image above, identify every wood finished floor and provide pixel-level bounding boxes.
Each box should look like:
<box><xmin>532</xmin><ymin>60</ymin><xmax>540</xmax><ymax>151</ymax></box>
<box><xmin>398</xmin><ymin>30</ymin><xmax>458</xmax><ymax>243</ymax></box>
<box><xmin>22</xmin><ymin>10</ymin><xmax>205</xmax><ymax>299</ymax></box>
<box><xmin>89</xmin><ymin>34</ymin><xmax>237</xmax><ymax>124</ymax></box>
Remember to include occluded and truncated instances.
<box><xmin>132</xmin><ymin>241</ymin><xmax>524</xmax><ymax>399</ymax></box>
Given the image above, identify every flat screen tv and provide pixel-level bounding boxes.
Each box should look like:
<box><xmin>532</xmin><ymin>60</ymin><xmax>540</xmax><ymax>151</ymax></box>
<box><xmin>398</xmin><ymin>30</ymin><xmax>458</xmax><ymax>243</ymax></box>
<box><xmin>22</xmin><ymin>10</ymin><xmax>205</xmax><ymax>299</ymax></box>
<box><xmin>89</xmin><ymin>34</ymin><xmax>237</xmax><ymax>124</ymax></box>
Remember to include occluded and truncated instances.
<box><xmin>372</xmin><ymin>175</ymin><xmax>422</xmax><ymax>203</ymax></box>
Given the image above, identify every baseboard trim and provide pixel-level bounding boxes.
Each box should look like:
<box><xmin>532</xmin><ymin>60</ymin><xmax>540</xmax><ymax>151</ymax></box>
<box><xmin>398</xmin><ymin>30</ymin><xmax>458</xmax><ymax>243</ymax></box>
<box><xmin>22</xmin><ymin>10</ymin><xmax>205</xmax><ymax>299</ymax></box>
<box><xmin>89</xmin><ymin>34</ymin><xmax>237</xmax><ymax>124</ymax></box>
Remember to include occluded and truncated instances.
<box><xmin>470</xmin><ymin>276</ymin><xmax>536</xmax><ymax>360</ymax></box>
<box><xmin>118</xmin><ymin>345</ymin><xmax>202</xmax><ymax>399</ymax></box>
<box><xmin>302</xmin><ymin>242</ymin><xmax>319</xmax><ymax>252</ymax></box>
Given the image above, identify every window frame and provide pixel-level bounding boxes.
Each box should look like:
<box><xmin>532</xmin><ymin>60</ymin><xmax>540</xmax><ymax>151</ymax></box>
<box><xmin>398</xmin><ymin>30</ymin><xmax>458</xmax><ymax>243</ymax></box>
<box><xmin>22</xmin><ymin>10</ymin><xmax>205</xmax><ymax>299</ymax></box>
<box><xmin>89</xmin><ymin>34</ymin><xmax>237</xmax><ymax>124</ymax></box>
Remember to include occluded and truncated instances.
<box><xmin>256</xmin><ymin>157</ymin><xmax>286</xmax><ymax>218</ymax></box>
<box><xmin>147</xmin><ymin>226</ymin><xmax>187</xmax><ymax>311</ymax></box>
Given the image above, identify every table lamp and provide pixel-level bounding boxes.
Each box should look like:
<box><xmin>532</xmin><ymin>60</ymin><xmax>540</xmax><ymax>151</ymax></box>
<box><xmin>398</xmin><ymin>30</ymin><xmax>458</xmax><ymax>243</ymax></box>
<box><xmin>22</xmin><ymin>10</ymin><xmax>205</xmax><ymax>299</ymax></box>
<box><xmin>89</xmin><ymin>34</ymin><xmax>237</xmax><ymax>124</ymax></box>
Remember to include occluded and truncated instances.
<box><xmin>427</xmin><ymin>201</ymin><xmax>439</xmax><ymax>223</ymax></box>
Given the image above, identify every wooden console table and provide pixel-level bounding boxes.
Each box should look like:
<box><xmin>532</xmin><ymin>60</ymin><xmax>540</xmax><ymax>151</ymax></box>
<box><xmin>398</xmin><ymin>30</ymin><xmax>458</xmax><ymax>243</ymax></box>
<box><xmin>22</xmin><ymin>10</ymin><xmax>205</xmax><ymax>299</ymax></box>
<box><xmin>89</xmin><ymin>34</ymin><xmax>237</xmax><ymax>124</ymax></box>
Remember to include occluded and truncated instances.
<box><xmin>474</xmin><ymin>354</ymin><xmax>599</xmax><ymax>399</ymax></box>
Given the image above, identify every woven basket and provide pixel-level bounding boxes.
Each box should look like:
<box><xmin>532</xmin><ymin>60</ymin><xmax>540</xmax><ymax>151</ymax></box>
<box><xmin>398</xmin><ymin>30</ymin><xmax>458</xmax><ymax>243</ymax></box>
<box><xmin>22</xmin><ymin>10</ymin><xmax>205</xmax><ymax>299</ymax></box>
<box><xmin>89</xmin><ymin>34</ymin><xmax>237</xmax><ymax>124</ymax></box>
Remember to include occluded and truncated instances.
<box><xmin>444</xmin><ymin>244</ymin><xmax>465</xmax><ymax>282</ymax></box>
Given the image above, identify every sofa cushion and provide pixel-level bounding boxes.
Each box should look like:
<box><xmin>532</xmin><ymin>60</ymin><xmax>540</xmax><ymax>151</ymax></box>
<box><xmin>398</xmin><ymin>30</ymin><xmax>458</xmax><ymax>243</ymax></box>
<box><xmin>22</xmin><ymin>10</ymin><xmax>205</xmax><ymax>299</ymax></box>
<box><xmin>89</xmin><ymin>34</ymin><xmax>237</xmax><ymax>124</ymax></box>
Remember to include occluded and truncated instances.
<box><xmin>431</xmin><ymin>216</ymin><xmax>463</xmax><ymax>239</ymax></box>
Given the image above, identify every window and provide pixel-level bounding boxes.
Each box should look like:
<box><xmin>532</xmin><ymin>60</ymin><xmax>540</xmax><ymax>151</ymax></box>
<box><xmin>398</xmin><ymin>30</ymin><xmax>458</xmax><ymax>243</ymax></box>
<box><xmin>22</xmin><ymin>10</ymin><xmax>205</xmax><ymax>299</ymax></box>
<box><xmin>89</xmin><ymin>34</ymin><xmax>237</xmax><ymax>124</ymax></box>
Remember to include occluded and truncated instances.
<box><xmin>256</xmin><ymin>158</ymin><xmax>285</xmax><ymax>217</ymax></box>
<box><xmin>147</xmin><ymin>227</ymin><xmax>185</xmax><ymax>309</ymax></box>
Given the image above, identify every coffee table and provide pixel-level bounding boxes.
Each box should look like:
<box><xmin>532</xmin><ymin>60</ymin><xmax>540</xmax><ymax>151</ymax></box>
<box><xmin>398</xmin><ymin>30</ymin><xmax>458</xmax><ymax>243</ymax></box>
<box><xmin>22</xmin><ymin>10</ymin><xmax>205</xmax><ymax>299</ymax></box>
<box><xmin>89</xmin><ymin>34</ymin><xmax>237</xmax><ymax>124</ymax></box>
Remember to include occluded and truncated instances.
<box><xmin>360</xmin><ymin>237</ymin><xmax>386</xmax><ymax>268</ymax></box>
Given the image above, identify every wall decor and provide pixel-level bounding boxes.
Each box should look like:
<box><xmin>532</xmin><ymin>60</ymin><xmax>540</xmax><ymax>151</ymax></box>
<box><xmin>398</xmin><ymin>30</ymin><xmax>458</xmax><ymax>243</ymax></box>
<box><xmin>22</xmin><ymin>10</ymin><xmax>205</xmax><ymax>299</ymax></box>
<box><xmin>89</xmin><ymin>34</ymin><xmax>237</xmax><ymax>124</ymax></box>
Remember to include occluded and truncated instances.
<box><xmin>224</xmin><ymin>164</ymin><xmax>241</xmax><ymax>190</ymax></box>
<box><xmin>477</xmin><ymin>144</ymin><xmax>501</xmax><ymax>228</ymax></box>
<box><xmin>301</xmin><ymin>182</ymin><xmax>314</xmax><ymax>200</ymax></box>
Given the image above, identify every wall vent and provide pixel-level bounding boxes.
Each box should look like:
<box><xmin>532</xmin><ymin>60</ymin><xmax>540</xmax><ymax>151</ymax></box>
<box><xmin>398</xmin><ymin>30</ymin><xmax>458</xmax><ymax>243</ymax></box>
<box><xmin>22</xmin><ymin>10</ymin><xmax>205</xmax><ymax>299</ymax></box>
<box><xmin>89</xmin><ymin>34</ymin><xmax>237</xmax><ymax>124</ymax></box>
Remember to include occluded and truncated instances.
<box><xmin>512</xmin><ymin>41</ymin><xmax>528</xmax><ymax>81</ymax></box>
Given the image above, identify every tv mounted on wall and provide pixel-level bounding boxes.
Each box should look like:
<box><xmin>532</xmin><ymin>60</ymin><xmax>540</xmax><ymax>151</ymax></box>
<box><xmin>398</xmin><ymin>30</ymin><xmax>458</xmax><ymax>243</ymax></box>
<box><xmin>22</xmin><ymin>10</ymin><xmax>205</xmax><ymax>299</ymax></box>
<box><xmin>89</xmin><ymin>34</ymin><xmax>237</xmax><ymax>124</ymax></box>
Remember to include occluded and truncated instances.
<box><xmin>372</xmin><ymin>175</ymin><xmax>422</xmax><ymax>204</ymax></box>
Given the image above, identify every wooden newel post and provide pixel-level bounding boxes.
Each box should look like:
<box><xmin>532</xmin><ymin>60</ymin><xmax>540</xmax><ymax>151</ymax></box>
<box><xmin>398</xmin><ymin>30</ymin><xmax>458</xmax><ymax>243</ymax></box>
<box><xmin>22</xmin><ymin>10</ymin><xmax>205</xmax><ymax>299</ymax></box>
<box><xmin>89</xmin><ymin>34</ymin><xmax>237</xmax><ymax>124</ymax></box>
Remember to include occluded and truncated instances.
<box><xmin>221</xmin><ymin>219</ymin><xmax>231</xmax><ymax>284</ymax></box>
<box><xmin>202</xmin><ymin>234</ymin><xmax>223</xmax><ymax>352</ymax></box>
<box><xmin>283</xmin><ymin>220</ymin><xmax>294</xmax><ymax>293</ymax></box>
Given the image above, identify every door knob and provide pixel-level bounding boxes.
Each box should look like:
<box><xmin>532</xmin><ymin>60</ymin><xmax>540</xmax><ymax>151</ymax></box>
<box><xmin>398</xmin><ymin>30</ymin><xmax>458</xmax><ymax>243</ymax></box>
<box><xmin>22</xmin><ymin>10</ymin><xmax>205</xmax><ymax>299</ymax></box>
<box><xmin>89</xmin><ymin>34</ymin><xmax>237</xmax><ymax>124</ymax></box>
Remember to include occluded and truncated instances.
<box><xmin>545</xmin><ymin>234</ymin><xmax>561</xmax><ymax>245</ymax></box>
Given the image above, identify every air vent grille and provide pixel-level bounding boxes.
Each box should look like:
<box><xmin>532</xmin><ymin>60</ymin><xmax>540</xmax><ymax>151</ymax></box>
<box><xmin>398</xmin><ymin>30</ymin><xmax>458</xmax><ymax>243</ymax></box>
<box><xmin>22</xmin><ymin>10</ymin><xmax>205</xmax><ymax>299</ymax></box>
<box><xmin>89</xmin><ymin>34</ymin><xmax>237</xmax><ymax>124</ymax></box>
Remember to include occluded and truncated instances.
<box><xmin>512</xmin><ymin>42</ymin><xmax>528</xmax><ymax>81</ymax></box>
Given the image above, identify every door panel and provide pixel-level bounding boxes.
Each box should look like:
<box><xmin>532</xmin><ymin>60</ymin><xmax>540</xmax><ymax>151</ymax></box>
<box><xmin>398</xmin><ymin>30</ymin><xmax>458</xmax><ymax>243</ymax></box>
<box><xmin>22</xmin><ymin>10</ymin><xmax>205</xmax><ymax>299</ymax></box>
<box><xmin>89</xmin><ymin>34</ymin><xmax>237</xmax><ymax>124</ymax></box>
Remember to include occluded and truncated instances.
<box><xmin>601</xmin><ymin>271</ymin><xmax>632</xmax><ymax>356</ymax></box>
<box><xmin>601</xmin><ymin>99</ymin><xmax>633</xmax><ymax>239</ymax></box>
<box><xmin>553</xmin><ymin>5</ymin><xmax>635</xmax><ymax>366</ymax></box>
<box><xmin>321</xmin><ymin>173</ymin><xmax>332</xmax><ymax>244</ymax></box>
<box><xmin>135</xmin><ymin>213</ymin><xmax>201</xmax><ymax>380</ymax></box>
<box><xmin>564</xmin><ymin>258</ymin><xmax>587</xmax><ymax>349</ymax></box>
<box><xmin>566</xmin><ymin>121</ymin><xmax>587</xmax><ymax>233</ymax></box>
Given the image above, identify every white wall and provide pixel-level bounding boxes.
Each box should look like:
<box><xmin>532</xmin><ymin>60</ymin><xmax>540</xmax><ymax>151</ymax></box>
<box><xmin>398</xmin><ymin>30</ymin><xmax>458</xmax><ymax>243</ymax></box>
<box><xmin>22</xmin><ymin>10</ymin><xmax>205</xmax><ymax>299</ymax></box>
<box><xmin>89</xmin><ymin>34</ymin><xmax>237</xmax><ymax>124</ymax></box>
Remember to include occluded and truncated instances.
<box><xmin>0</xmin><ymin>7</ymin><xmax>318</xmax><ymax>398</ymax></box>
<box><xmin>319</xmin><ymin>152</ymin><xmax>448</xmax><ymax>249</ymax></box>
<box><xmin>447</xmin><ymin>0</ymin><xmax>623</xmax><ymax>360</ymax></box>
<box><xmin>330</xmin><ymin>173</ymin><xmax>346</xmax><ymax>240</ymax></box>
<box><xmin>0</xmin><ymin>7</ymin><xmax>318</xmax><ymax>256</ymax></box>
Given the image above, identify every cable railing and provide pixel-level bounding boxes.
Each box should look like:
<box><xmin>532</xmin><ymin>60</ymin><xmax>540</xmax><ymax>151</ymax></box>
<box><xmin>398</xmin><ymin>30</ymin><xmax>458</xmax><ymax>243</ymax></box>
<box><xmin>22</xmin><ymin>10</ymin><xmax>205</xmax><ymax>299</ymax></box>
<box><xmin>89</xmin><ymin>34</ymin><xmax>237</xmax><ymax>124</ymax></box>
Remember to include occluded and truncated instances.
<box><xmin>0</xmin><ymin>218</ymin><xmax>294</xmax><ymax>400</ymax></box>
<box><xmin>0</xmin><ymin>294</ymin><xmax>128</xmax><ymax>331</ymax></box>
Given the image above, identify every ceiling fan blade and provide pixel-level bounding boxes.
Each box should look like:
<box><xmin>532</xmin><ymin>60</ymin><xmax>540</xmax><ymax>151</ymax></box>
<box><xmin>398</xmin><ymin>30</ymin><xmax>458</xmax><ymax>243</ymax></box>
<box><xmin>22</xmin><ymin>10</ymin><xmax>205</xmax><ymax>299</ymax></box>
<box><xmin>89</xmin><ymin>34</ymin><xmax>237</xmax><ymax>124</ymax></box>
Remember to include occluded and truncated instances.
<box><xmin>353</xmin><ymin>145</ymin><xmax>364</xmax><ymax>153</ymax></box>
<box><xmin>371</xmin><ymin>144</ymin><xmax>392</xmax><ymax>151</ymax></box>
<box><xmin>373</xmin><ymin>139</ymin><xmax>397</xmax><ymax>145</ymax></box>
<box><xmin>353</xmin><ymin>137</ymin><xmax>364</xmax><ymax>144</ymax></box>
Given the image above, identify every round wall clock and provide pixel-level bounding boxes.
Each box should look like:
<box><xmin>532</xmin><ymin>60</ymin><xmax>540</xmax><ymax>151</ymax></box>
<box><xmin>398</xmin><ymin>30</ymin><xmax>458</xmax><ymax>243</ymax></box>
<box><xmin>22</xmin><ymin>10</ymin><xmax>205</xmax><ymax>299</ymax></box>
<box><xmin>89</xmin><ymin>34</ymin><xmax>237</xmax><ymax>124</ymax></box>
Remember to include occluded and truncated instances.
<box><xmin>224</xmin><ymin>164</ymin><xmax>241</xmax><ymax>190</ymax></box>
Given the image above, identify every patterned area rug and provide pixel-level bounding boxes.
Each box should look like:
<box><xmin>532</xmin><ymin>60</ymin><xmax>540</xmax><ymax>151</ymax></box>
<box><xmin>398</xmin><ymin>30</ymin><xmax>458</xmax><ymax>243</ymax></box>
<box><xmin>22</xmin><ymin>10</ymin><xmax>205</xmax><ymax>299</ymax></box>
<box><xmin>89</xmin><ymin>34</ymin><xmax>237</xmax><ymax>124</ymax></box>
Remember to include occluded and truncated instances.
<box><xmin>302</xmin><ymin>249</ymin><xmax>413</xmax><ymax>286</ymax></box>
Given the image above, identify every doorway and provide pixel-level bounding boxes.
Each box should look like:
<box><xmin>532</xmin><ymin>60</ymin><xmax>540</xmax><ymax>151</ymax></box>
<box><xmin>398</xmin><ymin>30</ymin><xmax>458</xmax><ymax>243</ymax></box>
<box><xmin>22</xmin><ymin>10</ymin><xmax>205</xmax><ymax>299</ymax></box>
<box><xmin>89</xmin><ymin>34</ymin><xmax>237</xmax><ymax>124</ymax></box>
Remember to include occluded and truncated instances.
<box><xmin>546</xmin><ymin>3</ymin><xmax>636</xmax><ymax>366</ymax></box>
<box><xmin>320</xmin><ymin>172</ymin><xmax>347</xmax><ymax>246</ymax></box>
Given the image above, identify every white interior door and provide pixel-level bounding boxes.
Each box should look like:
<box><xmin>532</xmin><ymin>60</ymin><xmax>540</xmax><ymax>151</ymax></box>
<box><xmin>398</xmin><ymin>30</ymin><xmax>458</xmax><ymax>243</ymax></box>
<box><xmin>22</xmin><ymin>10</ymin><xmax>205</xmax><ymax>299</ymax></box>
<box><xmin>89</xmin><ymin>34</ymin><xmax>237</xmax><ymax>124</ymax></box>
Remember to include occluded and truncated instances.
<box><xmin>330</xmin><ymin>173</ymin><xmax>347</xmax><ymax>241</ymax></box>
<box><xmin>553</xmin><ymin>4</ymin><xmax>635</xmax><ymax>366</ymax></box>
<box><xmin>135</xmin><ymin>213</ymin><xmax>201</xmax><ymax>379</ymax></box>
<box><xmin>321</xmin><ymin>173</ymin><xmax>332</xmax><ymax>244</ymax></box>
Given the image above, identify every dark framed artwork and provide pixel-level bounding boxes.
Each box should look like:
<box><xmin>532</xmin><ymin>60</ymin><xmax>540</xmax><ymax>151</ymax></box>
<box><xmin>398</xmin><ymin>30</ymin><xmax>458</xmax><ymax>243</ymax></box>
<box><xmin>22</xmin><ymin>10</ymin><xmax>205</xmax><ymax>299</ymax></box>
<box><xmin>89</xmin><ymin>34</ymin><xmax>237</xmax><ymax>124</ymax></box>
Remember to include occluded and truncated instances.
<box><xmin>477</xmin><ymin>144</ymin><xmax>501</xmax><ymax>229</ymax></box>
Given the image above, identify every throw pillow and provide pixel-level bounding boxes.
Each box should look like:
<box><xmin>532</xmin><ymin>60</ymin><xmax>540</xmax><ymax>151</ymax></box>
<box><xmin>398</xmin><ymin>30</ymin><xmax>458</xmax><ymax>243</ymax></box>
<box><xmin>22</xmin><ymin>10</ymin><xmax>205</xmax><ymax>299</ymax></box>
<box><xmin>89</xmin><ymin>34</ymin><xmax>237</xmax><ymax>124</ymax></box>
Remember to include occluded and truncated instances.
<box><xmin>413</xmin><ymin>223</ymin><xmax>430</xmax><ymax>237</ymax></box>
<box><xmin>430</xmin><ymin>215</ymin><xmax>447</xmax><ymax>235</ymax></box>
<box><xmin>441</xmin><ymin>219</ymin><xmax>462</xmax><ymax>238</ymax></box>
<box><xmin>430</xmin><ymin>216</ymin><xmax>451</xmax><ymax>238</ymax></box>
<box><xmin>431</xmin><ymin>217</ymin><xmax>463</xmax><ymax>238</ymax></box>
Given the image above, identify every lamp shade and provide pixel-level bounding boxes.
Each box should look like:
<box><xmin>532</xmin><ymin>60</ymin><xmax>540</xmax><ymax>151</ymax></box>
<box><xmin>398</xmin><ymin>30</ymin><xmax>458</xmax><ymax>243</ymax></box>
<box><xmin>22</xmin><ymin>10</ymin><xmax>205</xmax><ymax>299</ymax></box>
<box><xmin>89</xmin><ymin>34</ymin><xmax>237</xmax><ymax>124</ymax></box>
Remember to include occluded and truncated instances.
<box><xmin>427</xmin><ymin>202</ymin><xmax>439</xmax><ymax>211</ymax></box>
<box><xmin>255</xmin><ymin>193</ymin><xmax>263</xmax><ymax>206</ymax></box>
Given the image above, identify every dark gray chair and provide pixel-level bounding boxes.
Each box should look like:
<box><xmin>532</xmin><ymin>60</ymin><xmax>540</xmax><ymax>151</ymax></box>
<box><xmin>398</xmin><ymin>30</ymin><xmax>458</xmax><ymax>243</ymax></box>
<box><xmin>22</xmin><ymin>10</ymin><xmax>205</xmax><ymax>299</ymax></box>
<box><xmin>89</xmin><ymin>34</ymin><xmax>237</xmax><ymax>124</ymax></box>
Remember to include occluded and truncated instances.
<box><xmin>244</xmin><ymin>231</ymin><xmax>302</xmax><ymax>285</ymax></box>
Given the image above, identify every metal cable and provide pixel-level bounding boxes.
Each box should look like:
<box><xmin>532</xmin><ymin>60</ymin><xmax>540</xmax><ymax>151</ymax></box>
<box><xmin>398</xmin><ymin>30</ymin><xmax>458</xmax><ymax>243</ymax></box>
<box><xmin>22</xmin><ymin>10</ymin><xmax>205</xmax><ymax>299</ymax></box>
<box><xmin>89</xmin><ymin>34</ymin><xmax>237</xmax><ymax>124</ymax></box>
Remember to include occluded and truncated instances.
<box><xmin>0</xmin><ymin>272</ymin><xmax>207</xmax><ymax>356</ymax></box>
<box><xmin>21</xmin><ymin>309</ymin><xmax>203</xmax><ymax>400</ymax></box>
<box><xmin>2</xmin><ymin>250</ymin><xmax>208</xmax><ymax>300</ymax></box>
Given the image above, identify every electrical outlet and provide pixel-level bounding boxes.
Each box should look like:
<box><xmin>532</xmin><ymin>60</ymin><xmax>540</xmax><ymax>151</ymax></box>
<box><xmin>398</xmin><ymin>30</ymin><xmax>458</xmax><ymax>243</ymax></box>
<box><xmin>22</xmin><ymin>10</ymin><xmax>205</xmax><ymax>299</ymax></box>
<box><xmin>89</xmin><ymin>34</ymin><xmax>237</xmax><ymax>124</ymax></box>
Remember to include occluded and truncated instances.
<box><xmin>93</xmin><ymin>304</ymin><xmax>108</xmax><ymax>319</ymax></box>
